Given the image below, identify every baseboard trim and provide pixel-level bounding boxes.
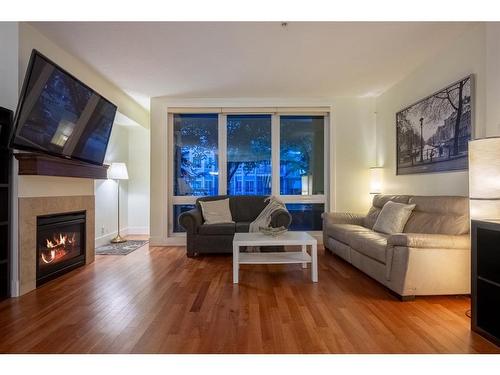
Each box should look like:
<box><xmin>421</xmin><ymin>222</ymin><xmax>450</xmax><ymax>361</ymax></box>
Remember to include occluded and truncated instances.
<box><xmin>95</xmin><ymin>227</ymin><xmax>130</xmax><ymax>247</ymax></box>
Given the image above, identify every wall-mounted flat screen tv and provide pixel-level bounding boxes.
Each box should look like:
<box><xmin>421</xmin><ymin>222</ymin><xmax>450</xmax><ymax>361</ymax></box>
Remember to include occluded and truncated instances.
<box><xmin>10</xmin><ymin>49</ymin><xmax>117</xmax><ymax>166</ymax></box>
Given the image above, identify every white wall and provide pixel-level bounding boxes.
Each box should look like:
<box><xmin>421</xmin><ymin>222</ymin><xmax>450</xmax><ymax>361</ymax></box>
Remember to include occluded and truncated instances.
<box><xmin>0</xmin><ymin>22</ymin><xmax>19</xmax><ymax>111</ymax></box>
<box><xmin>375</xmin><ymin>24</ymin><xmax>487</xmax><ymax>196</ymax></box>
<box><xmin>485</xmin><ymin>23</ymin><xmax>500</xmax><ymax>135</ymax></box>
<box><xmin>127</xmin><ymin>126</ymin><xmax>150</xmax><ymax>235</ymax></box>
<box><xmin>332</xmin><ymin>97</ymin><xmax>376</xmax><ymax>213</ymax></box>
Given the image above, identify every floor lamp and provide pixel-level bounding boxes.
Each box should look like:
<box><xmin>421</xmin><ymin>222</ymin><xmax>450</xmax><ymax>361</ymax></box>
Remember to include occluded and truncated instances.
<box><xmin>108</xmin><ymin>162</ymin><xmax>129</xmax><ymax>243</ymax></box>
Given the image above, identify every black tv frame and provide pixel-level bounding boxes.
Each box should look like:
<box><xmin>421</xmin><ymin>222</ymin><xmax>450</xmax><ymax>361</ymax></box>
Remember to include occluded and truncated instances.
<box><xmin>9</xmin><ymin>49</ymin><xmax>117</xmax><ymax>166</ymax></box>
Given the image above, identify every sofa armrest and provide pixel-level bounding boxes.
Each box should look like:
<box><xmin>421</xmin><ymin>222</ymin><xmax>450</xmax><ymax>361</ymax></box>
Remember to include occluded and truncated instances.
<box><xmin>178</xmin><ymin>208</ymin><xmax>203</xmax><ymax>234</ymax></box>
<box><xmin>270</xmin><ymin>209</ymin><xmax>292</xmax><ymax>228</ymax></box>
<box><xmin>322</xmin><ymin>212</ymin><xmax>365</xmax><ymax>226</ymax></box>
<box><xmin>388</xmin><ymin>233</ymin><xmax>469</xmax><ymax>250</ymax></box>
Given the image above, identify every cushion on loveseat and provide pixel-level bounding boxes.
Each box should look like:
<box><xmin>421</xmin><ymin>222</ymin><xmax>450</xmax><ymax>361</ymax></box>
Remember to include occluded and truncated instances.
<box><xmin>235</xmin><ymin>221</ymin><xmax>251</xmax><ymax>233</ymax></box>
<box><xmin>348</xmin><ymin>231</ymin><xmax>389</xmax><ymax>264</ymax></box>
<box><xmin>403</xmin><ymin>196</ymin><xmax>469</xmax><ymax>235</ymax></box>
<box><xmin>230</xmin><ymin>196</ymin><xmax>270</xmax><ymax>222</ymax></box>
<box><xmin>198</xmin><ymin>223</ymin><xmax>236</xmax><ymax>235</ymax></box>
<box><xmin>324</xmin><ymin>223</ymin><xmax>372</xmax><ymax>245</ymax></box>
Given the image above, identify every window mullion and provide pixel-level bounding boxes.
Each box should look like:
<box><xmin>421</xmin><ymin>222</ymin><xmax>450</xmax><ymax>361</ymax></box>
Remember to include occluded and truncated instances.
<box><xmin>218</xmin><ymin>114</ymin><xmax>227</xmax><ymax>195</ymax></box>
<box><xmin>271</xmin><ymin>114</ymin><xmax>280</xmax><ymax>197</ymax></box>
<box><xmin>324</xmin><ymin>114</ymin><xmax>330</xmax><ymax>212</ymax></box>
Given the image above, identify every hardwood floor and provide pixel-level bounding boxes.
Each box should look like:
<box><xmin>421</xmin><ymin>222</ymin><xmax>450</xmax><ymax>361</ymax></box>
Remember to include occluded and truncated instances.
<box><xmin>0</xmin><ymin>241</ymin><xmax>498</xmax><ymax>354</ymax></box>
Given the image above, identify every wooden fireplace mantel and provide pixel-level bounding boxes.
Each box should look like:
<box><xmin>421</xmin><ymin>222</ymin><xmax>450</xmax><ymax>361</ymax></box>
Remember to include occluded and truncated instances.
<box><xmin>15</xmin><ymin>153</ymin><xmax>109</xmax><ymax>179</ymax></box>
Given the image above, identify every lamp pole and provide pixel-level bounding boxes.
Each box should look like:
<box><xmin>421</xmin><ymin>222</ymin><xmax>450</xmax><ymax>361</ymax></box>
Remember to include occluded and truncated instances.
<box><xmin>111</xmin><ymin>179</ymin><xmax>126</xmax><ymax>243</ymax></box>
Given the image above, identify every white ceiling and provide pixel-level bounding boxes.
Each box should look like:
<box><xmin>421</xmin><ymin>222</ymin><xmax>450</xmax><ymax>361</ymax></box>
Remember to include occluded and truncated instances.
<box><xmin>31</xmin><ymin>22</ymin><xmax>474</xmax><ymax>109</ymax></box>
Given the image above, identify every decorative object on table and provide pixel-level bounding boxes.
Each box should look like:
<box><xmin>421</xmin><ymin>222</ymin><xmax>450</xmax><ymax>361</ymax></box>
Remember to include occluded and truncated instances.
<box><xmin>369</xmin><ymin>167</ymin><xmax>383</xmax><ymax>194</ymax></box>
<box><xmin>95</xmin><ymin>240</ymin><xmax>149</xmax><ymax>255</ymax></box>
<box><xmin>469</xmin><ymin>137</ymin><xmax>500</xmax><ymax>220</ymax></box>
<box><xmin>396</xmin><ymin>75</ymin><xmax>473</xmax><ymax>175</ymax></box>
<box><xmin>259</xmin><ymin>226</ymin><xmax>288</xmax><ymax>236</ymax></box>
<box><xmin>107</xmin><ymin>162</ymin><xmax>129</xmax><ymax>243</ymax></box>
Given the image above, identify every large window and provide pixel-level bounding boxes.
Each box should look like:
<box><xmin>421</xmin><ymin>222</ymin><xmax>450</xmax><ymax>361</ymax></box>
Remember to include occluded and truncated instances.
<box><xmin>227</xmin><ymin>115</ymin><xmax>271</xmax><ymax>195</ymax></box>
<box><xmin>170</xmin><ymin>111</ymin><xmax>328</xmax><ymax>233</ymax></box>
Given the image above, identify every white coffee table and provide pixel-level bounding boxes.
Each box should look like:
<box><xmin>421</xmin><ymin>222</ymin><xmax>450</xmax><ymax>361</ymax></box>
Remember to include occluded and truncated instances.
<box><xmin>232</xmin><ymin>231</ymin><xmax>318</xmax><ymax>283</ymax></box>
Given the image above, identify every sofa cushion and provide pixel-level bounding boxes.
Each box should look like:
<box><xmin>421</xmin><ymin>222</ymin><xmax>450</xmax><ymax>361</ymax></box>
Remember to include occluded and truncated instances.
<box><xmin>373</xmin><ymin>201</ymin><xmax>416</xmax><ymax>234</ymax></box>
<box><xmin>364</xmin><ymin>195</ymin><xmax>410</xmax><ymax>229</ymax></box>
<box><xmin>199</xmin><ymin>198</ymin><xmax>234</xmax><ymax>224</ymax></box>
<box><xmin>324</xmin><ymin>223</ymin><xmax>373</xmax><ymax>245</ymax></box>
<box><xmin>404</xmin><ymin>196</ymin><xmax>469</xmax><ymax>235</ymax></box>
<box><xmin>235</xmin><ymin>221</ymin><xmax>251</xmax><ymax>233</ymax></box>
<box><xmin>198</xmin><ymin>222</ymin><xmax>236</xmax><ymax>235</ymax></box>
<box><xmin>231</xmin><ymin>196</ymin><xmax>270</xmax><ymax>222</ymax></box>
<box><xmin>348</xmin><ymin>231</ymin><xmax>389</xmax><ymax>264</ymax></box>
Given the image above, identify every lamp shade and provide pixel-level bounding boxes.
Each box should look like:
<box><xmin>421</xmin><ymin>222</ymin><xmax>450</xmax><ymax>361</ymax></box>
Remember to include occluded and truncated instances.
<box><xmin>469</xmin><ymin>137</ymin><xmax>500</xmax><ymax>219</ymax></box>
<box><xmin>107</xmin><ymin>162</ymin><xmax>129</xmax><ymax>180</ymax></box>
<box><xmin>369</xmin><ymin>167</ymin><xmax>383</xmax><ymax>194</ymax></box>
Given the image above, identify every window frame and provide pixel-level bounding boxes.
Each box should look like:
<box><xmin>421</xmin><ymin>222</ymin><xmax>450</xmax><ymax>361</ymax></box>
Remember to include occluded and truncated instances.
<box><xmin>168</xmin><ymin>111</ymin><xmax>330</xmax><ymax>236</ymax></box>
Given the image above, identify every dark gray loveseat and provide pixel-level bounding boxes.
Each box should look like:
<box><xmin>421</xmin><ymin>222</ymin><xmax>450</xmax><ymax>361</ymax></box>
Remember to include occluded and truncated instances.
<box><xmin>178</xmin><ymin>195</ymin><xmax>292</xmax><ymax>257</ymax></box>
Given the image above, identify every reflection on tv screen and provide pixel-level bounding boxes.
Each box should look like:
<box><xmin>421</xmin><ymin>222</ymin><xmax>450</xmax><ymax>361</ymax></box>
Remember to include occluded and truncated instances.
<box><xmin>12</xmin><ymin>51</ymin><xmax>116</xmax><ymax>165</ymax></box>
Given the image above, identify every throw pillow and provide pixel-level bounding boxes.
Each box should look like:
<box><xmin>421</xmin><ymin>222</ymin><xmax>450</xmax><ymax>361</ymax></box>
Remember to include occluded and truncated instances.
<box><xmin>372</xmin><ymin>201</ymin><xmax>416</xmax><ymax>234</ymax></box>
<box><xmin>199</xmin><ymin>198</ymin><xmax>234</xmax><ymax>225</ymax></box>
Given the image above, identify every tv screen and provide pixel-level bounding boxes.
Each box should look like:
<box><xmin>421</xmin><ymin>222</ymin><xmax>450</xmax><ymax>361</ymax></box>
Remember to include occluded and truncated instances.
<box><xmin>10</xmin><ymin>50</ymin><xmax>117</xmax><ymax>165</ymax></box>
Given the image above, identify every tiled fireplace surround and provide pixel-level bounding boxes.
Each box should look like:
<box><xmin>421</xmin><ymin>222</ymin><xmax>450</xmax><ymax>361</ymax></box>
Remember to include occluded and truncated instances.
<box><xmin>18</xmin><ymin>195</ymin><xmax>95</xmax><ymax>295</ymax></box>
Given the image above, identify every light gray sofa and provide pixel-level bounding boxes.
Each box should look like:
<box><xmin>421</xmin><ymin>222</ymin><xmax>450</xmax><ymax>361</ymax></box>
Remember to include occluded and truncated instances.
<box><xmin>322</xmin><ymin>195</ymin><xmax>470</xmax><ymax>300</ymax></box>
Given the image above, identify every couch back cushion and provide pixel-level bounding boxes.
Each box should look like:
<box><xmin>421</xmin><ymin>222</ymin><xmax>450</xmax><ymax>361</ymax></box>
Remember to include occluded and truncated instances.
<box><xmin>364</xmin><ymin>195</ymin><xmax>410</xmax><ymax>229</ymax></box>
<box><xmin>197</xmin><ymin>195</ymin><xmax>270</xmax><ymax>223</ymax></box>
<box><xmin>403</xmin><ymin>196</ymin><xmax>469</xmax><ymax>235</ymax></box>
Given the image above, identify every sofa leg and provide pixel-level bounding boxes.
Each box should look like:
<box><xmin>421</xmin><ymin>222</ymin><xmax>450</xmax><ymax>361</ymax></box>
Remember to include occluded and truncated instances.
<box><xmin>398</xmin><ymin>295</ymin><xmax>415</xmax><ymax>302</ymax></box>
<box><xmin>186</xmin><ymin>251</ymin><xmax>196</xmax><ymax>258</ymax></box>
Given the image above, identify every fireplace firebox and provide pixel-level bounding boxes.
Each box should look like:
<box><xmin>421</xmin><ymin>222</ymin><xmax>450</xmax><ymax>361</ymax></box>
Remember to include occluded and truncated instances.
<box><xmin>36</xmin><ymin>211</ymin><xmax>86</xmax><ymax>286</ymax></box>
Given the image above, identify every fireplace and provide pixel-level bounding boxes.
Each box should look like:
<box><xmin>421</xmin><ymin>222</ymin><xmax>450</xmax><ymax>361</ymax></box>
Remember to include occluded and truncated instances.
<box><xmin>36</xmin><ymin>211</ymin><xmax>86</xmax><ymax>286</ymax></box>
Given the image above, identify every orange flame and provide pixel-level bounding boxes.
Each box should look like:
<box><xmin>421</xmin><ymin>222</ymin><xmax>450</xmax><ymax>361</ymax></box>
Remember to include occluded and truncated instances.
<box><xmin>41</xmin><ymin>233</ymin><xmax>77</xmax><ymax>264</ymax></box>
